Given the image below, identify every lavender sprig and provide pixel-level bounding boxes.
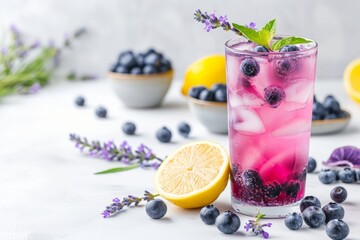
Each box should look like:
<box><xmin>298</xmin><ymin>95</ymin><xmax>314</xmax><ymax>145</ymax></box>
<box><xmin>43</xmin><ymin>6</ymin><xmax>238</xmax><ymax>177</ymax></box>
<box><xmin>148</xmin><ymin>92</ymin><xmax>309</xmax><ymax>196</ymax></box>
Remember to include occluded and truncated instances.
<box><xmin>69</xmin><ymin>133</ymin><xmax>164</xmax><ymax>173</ymax></box>
<box><xmin>194</xmin><ymin>9</ymin><xmax>241</xmax><ymax>34</ymax></box>
<box><xmin>102</xmin><ymin>190</ymin><xmax>159</xmax><ymax>218</ymax></box>
<box><xmin>244</xmin><ymin>212</ymin><xmax>272</xmax><ymax>239</ymax></box>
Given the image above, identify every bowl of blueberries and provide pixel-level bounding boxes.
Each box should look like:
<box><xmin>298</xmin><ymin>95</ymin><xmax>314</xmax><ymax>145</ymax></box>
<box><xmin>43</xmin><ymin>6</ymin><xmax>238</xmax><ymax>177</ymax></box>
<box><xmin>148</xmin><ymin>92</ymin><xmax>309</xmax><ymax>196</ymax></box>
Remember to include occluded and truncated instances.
<box><xmin>311</xmin><ymin>95</ymin><xmax>351</xmax><ymax>135</ymax></box>
<box><xmin>186</xmin><ymin>84</ymin><xmax>228</xmax><ymax>134</ymax></box>
<box><xmin>108</xmin><ymin>48</ymin><xmax>173</xmax><ymax>108</ymax></box>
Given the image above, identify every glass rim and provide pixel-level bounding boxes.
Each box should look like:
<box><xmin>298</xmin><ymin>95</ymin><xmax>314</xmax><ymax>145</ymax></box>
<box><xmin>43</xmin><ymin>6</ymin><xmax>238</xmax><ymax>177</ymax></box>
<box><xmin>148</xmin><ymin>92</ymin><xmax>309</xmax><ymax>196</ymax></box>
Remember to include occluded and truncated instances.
<box><xmin>225</xmin><ymin>35</ymin><xmax>318</xmax><ymax>56</ymax></box>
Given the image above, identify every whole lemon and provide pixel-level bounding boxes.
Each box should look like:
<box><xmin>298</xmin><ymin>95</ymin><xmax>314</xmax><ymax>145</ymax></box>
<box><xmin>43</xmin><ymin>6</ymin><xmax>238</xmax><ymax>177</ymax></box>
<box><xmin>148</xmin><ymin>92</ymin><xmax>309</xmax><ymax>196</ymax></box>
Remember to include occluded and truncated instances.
<box><xmin>181</xmin><ymin>55</ymin><xmax>226</xmax><ymax>96</ymax></box>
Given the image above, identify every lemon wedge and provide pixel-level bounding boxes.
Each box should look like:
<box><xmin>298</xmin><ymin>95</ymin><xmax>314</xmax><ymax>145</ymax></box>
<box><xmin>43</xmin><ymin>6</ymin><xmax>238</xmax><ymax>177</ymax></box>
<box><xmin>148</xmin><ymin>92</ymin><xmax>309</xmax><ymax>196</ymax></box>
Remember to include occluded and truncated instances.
<box><xmin>344</xmin><ymin>58</ymin><xmax>360</xmax><ymax>104</ymax></box>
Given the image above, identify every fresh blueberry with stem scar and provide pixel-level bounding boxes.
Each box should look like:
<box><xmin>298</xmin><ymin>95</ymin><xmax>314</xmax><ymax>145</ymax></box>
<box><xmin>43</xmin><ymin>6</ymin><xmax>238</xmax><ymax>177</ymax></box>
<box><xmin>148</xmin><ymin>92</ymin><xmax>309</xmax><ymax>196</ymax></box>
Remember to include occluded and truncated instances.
<box><xmin>189</xmin><ymin>86</ymin><xmax>206</xmax><ymax>99</ymax></box>
<box><xmin>280</xmin><ymin>45</ymin><xmax>300</xmax><ymax>52</ymax></box>
<box><xmin>326</xmin><ymin>219</ymin><xmax>349</xmax><ymax>240</ymax></box>
<box><xmin>156</xmin><ymin>127</ymin><xmax>172</xmax><ymax>143</ymax></box>
<box><xmin>264</xmin><ymin>85</ymin><xmax>285</xmax><ymax>108</ymax></box>
<box><xmin>302</xmin><ymin>206</ymin><xmax>326</xmax><ymax>228</ymax></box>
<box><xmin>338</xmin><ymin>168</ymin><xmax>355</xmax><ymax>183</ymax></box>
<box><xmin>240</xmin><ymin>58</ymin><xmax>260</xmax><ymax>77</ymax></box>
<box><xmin>145</xmin><ymin>199</ymin><xmax>167</xmax><ymax>219</ymax></box>
<box><xmin>300</xmin><ymin>196</ymin><xmax>321</xmax><ymax>212</ymax></box>
<box><xmin>216</xmin><ymin>210</ymin><xmax>241</xmax><ymax>234</ymax></box>
<box><xmin>285</xmin><ymin>212</ymin><xmax>303</xmax><ymax>230</ymax></box>
<box><xmin>253</xmin><ymin>46</ymin><xmax>269</xmax><ymax>52</ymax></box>
<box><xmin>122</xmin><ymin>122</ymin><xmax>136</xmax><ymax>135</ymax></box>
<box><xmin>200</xmin><ymin>205</ymin><xmax>220</xmax><ymax>225</ymax></box>
<box><xmin>178</xmin><ymin>122</ymin><xmax>191</xmax><ymax>138</ymax></box>
<box><xmin>75</xmin><ymin>96</ymin><xmax>85</xmax><ymax>106</ymax></box>
<box><xmin>330</xmin><ymin>186</ymin><xmax>347</xmax><ymax>203</ymax></box>
<box><xmin>95</xmin><ymin>106</ymin><xmax>107</xmax><ymax>118</ymax></box>
<box><xmin>307</xmin><ymin>157</ymin><xmax>317</xmax><ymax>173</ymax></box>
<box><xmin>318</xmin><ymin>169</ymin><xmax>337</xmax><ymax>184</ymax></box>
<box><xmin>322</xmin><ymin>202</ymin><xmax>345</xmax><ymax>223</ymax></box>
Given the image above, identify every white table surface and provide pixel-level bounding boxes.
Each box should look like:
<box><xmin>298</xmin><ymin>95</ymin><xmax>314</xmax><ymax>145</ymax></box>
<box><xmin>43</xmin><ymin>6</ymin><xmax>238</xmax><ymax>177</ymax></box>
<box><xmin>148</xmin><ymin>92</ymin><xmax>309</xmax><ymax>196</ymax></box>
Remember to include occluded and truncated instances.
<box><xmin>0</xmin><ymin>79</ymin><xmax>359</xmax><ymax>240</ymax></box>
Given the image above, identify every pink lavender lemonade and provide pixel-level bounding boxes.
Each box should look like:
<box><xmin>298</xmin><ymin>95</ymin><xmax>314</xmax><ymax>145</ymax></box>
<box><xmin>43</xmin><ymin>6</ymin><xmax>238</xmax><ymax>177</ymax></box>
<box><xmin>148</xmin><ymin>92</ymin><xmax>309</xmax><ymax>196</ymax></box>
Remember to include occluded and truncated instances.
<box><xmin>225</xmin><ymin>37</ymin><xmax>318</xmax><ymax>217</ymax></box>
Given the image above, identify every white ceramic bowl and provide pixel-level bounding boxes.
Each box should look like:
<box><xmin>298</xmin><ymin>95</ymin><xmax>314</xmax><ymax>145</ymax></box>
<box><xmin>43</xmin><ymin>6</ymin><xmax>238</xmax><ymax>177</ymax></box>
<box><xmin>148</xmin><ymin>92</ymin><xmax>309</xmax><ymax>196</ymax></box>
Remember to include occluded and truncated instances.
<box><xmin>186</xmin><ymin>96</ymin><xmax>228</xmax><ymax>134</ymax></box>
<box><xmin>108</xmin><ymin>70</ymin><xmax>173</xmax><ymax>108</ymax></box>
<box><xmin>311</xmin><ymin>111</ymin><xmax>351</xmax><ymax>135</ymax></box>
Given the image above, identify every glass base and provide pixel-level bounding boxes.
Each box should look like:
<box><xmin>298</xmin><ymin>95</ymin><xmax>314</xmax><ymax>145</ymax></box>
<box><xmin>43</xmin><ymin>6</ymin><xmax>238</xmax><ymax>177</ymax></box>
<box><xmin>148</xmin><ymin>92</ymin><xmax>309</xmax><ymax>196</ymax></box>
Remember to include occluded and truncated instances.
<box><xmin>232</xmin><ymin>197</ymin><xmax>300</xmax><ymax>218</ymax></box>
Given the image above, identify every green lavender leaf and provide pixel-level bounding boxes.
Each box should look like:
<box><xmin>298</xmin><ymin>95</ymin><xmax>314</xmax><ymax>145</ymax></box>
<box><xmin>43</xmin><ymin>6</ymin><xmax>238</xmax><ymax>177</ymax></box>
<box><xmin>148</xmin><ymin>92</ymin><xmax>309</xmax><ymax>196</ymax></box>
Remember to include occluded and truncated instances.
<box><xmin>271</xmin><ymin>36</ymin><xmax>312</xmax><ymax>51</ymax></box>
<box><xmin>94</xmin><ymin>163</ymin><xmax>140</xmax><ymax>175</ymax></box>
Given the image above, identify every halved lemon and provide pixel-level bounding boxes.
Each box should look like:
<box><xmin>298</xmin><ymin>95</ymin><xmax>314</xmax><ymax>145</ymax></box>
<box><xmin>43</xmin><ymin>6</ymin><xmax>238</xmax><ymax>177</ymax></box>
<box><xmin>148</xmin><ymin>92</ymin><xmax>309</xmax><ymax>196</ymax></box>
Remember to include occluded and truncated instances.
<box><xmin>155</xmin><ymin>141</ymin><xmax>230</xmax><ymax>208</ymax></box>
<box><xmin>344</xmin><ymin>58</ymin><xmax>360</xmax><ymax>104</ymax></box>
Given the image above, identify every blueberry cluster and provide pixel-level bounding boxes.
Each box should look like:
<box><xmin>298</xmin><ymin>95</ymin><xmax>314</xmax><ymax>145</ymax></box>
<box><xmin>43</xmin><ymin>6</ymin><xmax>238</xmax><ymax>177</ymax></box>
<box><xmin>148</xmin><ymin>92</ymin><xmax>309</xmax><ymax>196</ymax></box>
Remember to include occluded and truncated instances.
<box><xmin>318</xmin><ymin>167</ymin><xmax>360</xmax><ymax>184</ymax></box>
<box><xmin>285</xmin><ymin>189</ymin><xmax>349</xmax><ymax>240</ymax></box>
<box><xmin>313</xmin><ymin>95</ymin><xmax>346</xmax><ymax>121</ymax></box>
<box><xmin>199</xmin><ymin>205</ymin><xmax>240</xmax><ymax>234</ymax></box>
<box><xmin>110</xmin><ymin>48</ymin><xmax>172</xmax><ymax>75</ymax></box>
<box><xmin>189</xmin><ymin>84</ymin><xmax>227</xmax><ymax>102</ymax></box>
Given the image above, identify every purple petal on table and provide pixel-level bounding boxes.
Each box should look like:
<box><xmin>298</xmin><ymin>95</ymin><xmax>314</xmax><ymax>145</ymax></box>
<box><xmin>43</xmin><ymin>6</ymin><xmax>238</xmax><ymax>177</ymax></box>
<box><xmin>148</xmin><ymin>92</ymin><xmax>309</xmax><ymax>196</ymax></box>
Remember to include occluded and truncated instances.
<box><xmin>323</xmin><ymin>146</ymin><xmax>360</xmax><ymax>168</ymax></box>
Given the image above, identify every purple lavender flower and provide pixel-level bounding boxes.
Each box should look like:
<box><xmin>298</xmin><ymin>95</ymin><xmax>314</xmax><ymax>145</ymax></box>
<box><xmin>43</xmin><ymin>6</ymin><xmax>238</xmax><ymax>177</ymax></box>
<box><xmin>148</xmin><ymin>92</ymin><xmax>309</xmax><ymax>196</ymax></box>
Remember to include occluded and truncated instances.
<box><xmin>244</xmin><ymin>212</ymin><xmax>272</xmax><ymax>239</ymax></box>
<box><xmin>28</xmin><ymin>83</ymin><xmax>41</xmax><ymax>94</ymax></box>
<box><xmin>30</xmin><ymin>40</ymin><xmax>41</xmax><ymax>49</ymax></box>
<box><xmin>19</xmin><ymin>51</ymin><xmax>28</xmax><ymax>58</ymax></box>
<box><xmin>70</xmin><ymin>134</ymin><xmax>163</xmax><ymax>172</ymax></box>
<box><xmin>194</xmin><ymin>9</ymin><xmax>238</xmax><ymax>33</ymax></box>
<box><xmin>102</xmin><ymin>190</ymin><xmax>159</xmax><ymax>218</ymax></box>
<box><xmin>245</xmin><ymin>22</ymin><xmax>257</xmax><ymax>30</ymax></box>
<box><xmin>1</xmin><ymin>47</ymin><xmax>8</xmax><ymax>55</ymax></box>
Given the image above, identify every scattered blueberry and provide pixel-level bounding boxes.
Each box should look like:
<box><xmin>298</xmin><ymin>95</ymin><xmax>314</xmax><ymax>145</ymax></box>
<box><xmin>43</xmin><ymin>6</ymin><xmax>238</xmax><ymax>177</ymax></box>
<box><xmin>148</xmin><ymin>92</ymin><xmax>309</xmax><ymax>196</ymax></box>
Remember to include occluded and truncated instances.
<box><xmin>189</xmin><ymin>86</ymin><xmax>206</xmax><ymax>99</ymax></box>
<box><xmin>215</xmin><ymin>210</ymin><xmax>241</xmax><ymax>234</ymax></box>
<box><xmin>338</xmin><ymin>168</ymin><xmax>355</xmax><ymax>183</ymax></box>
<box><xmin>178</xmin><ymin>122</ymin><xmax>191</xmax><ymax>138</ymax></box>
<box><xmin>322</xmin><ymin>202</ymin><xmax>345</xmax><ymax>223</ymax></box>
<box><xmin>253</xmin><ymin>46</ymin><xmax>269</xmax><ymax>52</ymax></box>
<box><xmin>75</xmin><ymin>96</ymin><xmax>85</xmax><ymax>106</ymax></box>
<box><xmin>330</xmin><ymin>186</ymin><xmax>347</xmax><ymax>203</ymax></box>
<box><xmin>285</xmin><ymin>212</ymin><xmax>303</xmax><ymax>230</ymax></box>
<box><xmin>264</xmin><ymin>85</ymin><xmax>285</xmax><ymax>108</ymax></box>
<box><xmin>200</xmin><ymin>205</ymin><xmax>220</xmax><ymax>225</ymax></box>
<box><xmin>318</xmin><ymin>169</ymin><xmax>337</xmax><ymax>184</ymax></box>
<box><xmin>326</xmin><ymin>219</ymin><xmax>349</xmax><ymax>240</ymax></box>
<box><xmin>240</xmin><ymin>58</ymin><xmax>260</xmax><ymax>77</ymax></box>
<box><xmin>307</xmin><ymin>157</ymin><xmax>317</xmax><ymax>173</ymax></box>
<box><xmin>214</xmin><ymin>88</ymin><xmax>227</xmax><ymax>102</ymax></box>
<box><xmin>275</xmin><ymin>59</ymin><xmax>296</xmax><ymax>77</ymax></box>
<box><xmin>199</xmin><ymin>89</ymin><xmax>216</xmax><ymax>101</ymax></box>
<box><xmin>279</xmin><ymin>45</ymin><xmax>300</xmax><ymax>52</ymax></box>
<box><xmin>122</xmin><ymin>122</ymin><xmax>136</xmax><ymax>135</ymax></box>
<box><xmin>145</xmin><ymin>199</ymin><xmax>167</xmax><ymax>219</ymax></box>
<box><xmin>300</xmin><ymin>196</ymin><xmax>321</xmax><ymax>212</ymax></box>
<box><xmin>156</xmin><ymin>127</ymin><xmax>172</xmax><ymax>143</ymax></box>
<box><xmin>95</xmin><ymin>106</ymin><xmax>107</xmax><ymax>118</ymax></box>
<box><xmin>302</xmin><ymin>206</ymin><xmax>326</xmax><ymax>228</ymax></box>
<box><xmin>143</xmin><ymin>65</ymin><xmax>157</xmax><ymax>74</ymax></box>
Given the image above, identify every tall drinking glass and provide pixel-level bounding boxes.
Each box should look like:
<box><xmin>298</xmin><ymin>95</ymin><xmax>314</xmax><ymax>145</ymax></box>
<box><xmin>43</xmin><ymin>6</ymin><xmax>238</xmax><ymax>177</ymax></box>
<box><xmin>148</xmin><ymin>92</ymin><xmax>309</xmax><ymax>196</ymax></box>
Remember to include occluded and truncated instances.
<box><xmin>225</xmin><ymin>36</ymin><xmax>318</xmax><ymax>217</ymax></box>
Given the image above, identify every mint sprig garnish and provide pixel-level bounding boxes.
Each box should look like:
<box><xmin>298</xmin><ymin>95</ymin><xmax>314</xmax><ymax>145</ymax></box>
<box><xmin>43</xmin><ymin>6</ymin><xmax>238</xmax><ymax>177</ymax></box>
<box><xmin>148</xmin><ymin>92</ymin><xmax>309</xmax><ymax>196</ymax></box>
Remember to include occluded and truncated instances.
<box><xmin>194</xmin><ymin>10</ymin><xmax>312</xmax><ymax>51</ymax></box>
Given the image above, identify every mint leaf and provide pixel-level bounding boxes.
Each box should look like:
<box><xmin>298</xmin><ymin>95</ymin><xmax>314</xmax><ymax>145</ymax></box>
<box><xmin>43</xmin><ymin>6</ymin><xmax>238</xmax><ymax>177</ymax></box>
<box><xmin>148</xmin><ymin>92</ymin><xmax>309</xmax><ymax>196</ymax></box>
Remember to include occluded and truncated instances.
<box><xmin>271</xmin><ymin>36</ymin><xmax>312</xmax><ymax>51</ymax></box>
<box><xmin>262</xmin><ymin>19</ymin><xmax>276</xmax><ymax>43</ymax></box>
<box><xmin>94</xmin><ymin>163</ymin><xmax>139</xmax><ymax>174</ymax></box>
<box><xmin>232</xmin><ymin>23</ymin><xmax>261</xmax><ymax>43</ymax></box>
